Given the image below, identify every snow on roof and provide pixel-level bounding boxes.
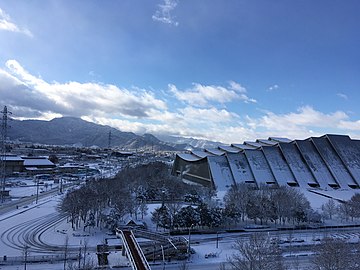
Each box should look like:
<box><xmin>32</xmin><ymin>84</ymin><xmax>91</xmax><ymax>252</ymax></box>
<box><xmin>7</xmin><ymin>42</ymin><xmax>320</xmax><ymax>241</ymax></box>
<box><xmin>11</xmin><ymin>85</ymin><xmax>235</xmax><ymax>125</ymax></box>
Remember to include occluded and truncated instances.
<box><xmin>23</xmin><ymin>158</ymin><xmax>55</xmax><ymax>167</ymax></box>
<box><xmin>278</xmin><ymin>143</ymin><xmax>317</xmax><ymax>188</ymax></box>
<box><xmin>231</xmin><ymin>143</ymin><xmax>256</xmax><ymax>150</ymax></box>
<box><xmin>244</xmin><ymin>149</ymin><xmax>276</xmax><ymax>185</ymax></box>
<box><xmin>295</xmin><ymin>140</ymin><xmax>337</xmax><ymax>188</ymax></box>
<box><xmin>0</xmin><ymin>155</ymin><xmax>24</xmax><ymax>161</ymax></box>
<box><xmin>261</xmin><ymin>146</ymin><xmax>297</xmax><ymax>186</ymax></box>
<box><xmin>244</xmin><ymin>141</ymin><xmax>263</xmax><ymax>148</ymax></box>
<box><xmin>311</xmin><ymin>137</ymin><xmax>357</xmax><ymax>188</ymax></box>
<box><xmin>256</xmin><ymin>139</ymin><xmax>278</xmax><ymax>146</ymax></box>
<box><xmin>310</xmin><ymin>189</ymin><xmax>360</xmax><ymax>202</ymax></box>
<box><xmin>218</xmin><ymin>145</ymin><xmax>241</xmax><ymax>153</ymax></box>
<box><xmin>226</xmin><ymin>153</ymin><xmax>256</xmax><ymax>184</ymax></box>
<box><xmin>326</xmin><ymin>134</ymin><xmax>360</xmax><ymax>187</ymax></box>
<box><xmin>269</xmin><ymin>137</ymin><xmax>292</xmax><ymax>143</ymax></box>
<box><xmin>177</xmin><ymin>153</ymin><xmax>203</xmax><ymax>162</ymax></box>
<box><xmin>173</xmin><ymin>134</ymin><xmax>360</xmax><ymax>193</ymax></box>
<box><xmin>205</xmin><ymin>148</ymin><xmax>226</xmax><ymax>156</ymax></box>
<box><xmin>207</xmin><ymin>155</ymin><xmax>235</xmax><ymax>191</ymax></box>
<box><xmin>191</xmin><ymin>150</ymin><xmax>213</xmax><ymax>158</ymax></box>
<box><xmin>301</xmin><ymin>189</ymin><xmax>332</xmax><ymax>210</ymax></box>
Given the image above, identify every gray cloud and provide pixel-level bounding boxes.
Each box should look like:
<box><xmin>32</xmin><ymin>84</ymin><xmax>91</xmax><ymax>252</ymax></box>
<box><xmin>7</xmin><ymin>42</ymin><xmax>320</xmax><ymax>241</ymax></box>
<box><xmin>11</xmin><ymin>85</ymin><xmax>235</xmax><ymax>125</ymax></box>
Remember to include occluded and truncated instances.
<box><xmin>1</xmin><ymin>60</ymin><xmax>167</xmax><ymax>120</ymax></box>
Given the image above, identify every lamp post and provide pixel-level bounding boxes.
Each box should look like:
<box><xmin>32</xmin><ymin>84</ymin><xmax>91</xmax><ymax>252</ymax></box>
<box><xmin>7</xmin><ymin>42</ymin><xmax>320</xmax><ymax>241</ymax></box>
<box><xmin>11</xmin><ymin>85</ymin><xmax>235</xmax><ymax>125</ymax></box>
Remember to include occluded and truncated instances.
<box><xmin>35</xmin><ymin>177</ymin><xmax>39</xmax><ymax>204</ymax></box>
<box><xmin>216</xmin><ymin>231</ymin><xmax>219</xmax><ymax>248</ymax></box>
<box><xmin>161</xmin><ymin>244</ymin><xmax>165</xmax><ymax>270</ymax></box>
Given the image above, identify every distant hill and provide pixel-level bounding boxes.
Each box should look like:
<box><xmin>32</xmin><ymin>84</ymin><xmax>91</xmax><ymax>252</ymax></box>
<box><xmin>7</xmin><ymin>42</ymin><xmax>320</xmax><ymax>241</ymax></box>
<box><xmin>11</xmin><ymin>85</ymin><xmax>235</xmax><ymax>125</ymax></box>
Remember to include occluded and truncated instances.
<box><xmin>7</xmin><ymin>117</ymin><xmax>176</xmax><ymax>150</ymax></box>
<box><xmin>155</xmin><ymin>134</ymin><xmax>224</xmax><ymax>150</ymax></box>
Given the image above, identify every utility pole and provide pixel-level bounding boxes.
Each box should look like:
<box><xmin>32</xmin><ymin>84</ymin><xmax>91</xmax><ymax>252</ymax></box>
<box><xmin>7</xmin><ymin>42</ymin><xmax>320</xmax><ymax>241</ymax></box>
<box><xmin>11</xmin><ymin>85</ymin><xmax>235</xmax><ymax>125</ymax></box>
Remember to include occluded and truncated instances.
<box><xmin>1</xmin><ymin>106</ymin><xmax>11</xmax><ymax>203</ymax></box>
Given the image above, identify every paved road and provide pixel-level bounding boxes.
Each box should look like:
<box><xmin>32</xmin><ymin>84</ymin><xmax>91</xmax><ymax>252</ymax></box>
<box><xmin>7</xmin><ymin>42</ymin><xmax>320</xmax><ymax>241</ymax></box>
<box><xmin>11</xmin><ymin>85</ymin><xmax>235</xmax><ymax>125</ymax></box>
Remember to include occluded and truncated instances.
<box><xmin>0</xmin><ymin>182</ymin><xmax>76</xmax><ymax>217</ymax></box>
<box><xmin>0</xmin><ymin>188</ymin><xmax>58</xmax><ymax>216</ymax></box>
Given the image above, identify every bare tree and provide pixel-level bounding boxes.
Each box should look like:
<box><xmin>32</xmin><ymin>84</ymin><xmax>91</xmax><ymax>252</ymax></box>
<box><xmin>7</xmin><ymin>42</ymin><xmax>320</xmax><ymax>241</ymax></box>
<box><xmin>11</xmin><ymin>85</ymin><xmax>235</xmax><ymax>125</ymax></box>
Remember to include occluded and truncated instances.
<box><xmin>228</xmin><ymin>233</ymin><xmax>286</xmax><ymax>270</ymax></box>
<box><xmin>178</xmin><ymin>261</ymin><xmax>189</xmax><ymax>270</ymax></box>
<box><xmin>224</xmin><ymin>183</ymin><xmax>251</xmax><ymax>222</ymax></box>
<box><xmin>312</xmin><ymin>237</ymin><xmax>354</xmax><ymax>270</ymax></box>
<box><xmin>321</xmin><ymin>199</ymin><xmax>337</xmax><ymax>220</ymax></box>
<box><xmin>337</xmin><ymin>202</ymin><xmax>351</xmax><ymax>222</ymax></box>
<box><xmin>348</xmin><ymin>193</ymin><xmax>360</xmax><ymax>221</ymax></box>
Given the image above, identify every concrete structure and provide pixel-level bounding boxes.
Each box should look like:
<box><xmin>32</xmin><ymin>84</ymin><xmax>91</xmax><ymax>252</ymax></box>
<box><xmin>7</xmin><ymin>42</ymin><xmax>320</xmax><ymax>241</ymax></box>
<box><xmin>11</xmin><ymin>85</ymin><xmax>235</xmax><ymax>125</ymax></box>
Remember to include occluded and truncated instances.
<box><xmin>172</xmin><ymin>134</ymin><xmax>360</xmax><ymax>192</ymax></box>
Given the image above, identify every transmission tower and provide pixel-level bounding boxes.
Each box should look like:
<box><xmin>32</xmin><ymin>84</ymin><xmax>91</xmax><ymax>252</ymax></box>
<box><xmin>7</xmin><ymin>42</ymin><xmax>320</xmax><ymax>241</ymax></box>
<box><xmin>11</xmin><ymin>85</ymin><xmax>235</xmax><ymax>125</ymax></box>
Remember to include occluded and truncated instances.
<box><xmin>108</xmin><ymin>130</ymin><xmax>112</xmax><ymax>149</ymax></box>
<box><xmin>1</xmin><ymin>106</ymin><xmax>11</xmax><ymax>203</ymax></box>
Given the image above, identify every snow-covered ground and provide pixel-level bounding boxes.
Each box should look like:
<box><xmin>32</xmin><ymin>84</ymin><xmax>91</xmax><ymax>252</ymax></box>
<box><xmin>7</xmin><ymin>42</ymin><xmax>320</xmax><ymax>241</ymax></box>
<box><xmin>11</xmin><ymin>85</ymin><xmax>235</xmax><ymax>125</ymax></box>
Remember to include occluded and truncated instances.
<box><xmin>1</xmin><ymin>186</ymin><xmax>360</xmax><ymax>269</ymax></box>
<box><xmin>0</xmin><ymin>195</ymin><xmax>236</xmax><ymax>270</ymax></box>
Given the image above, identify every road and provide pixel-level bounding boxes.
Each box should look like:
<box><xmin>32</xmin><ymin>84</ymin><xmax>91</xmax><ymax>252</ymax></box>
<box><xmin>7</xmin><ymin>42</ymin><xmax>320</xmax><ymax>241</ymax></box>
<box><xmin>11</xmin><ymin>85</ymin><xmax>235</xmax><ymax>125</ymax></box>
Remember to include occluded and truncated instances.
<box><xmin>0</xmin><ymin>187</ymin><xmax>59</xmax><ymax>216</ymax></box>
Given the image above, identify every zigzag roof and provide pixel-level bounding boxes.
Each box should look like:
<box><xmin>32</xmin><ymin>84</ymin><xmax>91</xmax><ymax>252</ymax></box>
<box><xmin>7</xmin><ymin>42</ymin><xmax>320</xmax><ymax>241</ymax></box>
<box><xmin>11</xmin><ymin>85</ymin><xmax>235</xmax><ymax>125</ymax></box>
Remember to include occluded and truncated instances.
<box><xmin>172</xmin><ymin>134</ymin><xmax>360</xmax><ymax>191</ymax></box>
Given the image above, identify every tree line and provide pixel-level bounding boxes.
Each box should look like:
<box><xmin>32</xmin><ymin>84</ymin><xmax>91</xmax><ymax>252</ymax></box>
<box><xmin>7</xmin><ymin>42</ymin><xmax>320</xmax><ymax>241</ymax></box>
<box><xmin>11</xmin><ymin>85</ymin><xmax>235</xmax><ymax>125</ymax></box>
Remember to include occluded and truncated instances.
<box><xmin>58</xmin><ymin>162</ymin><xmax>206</xmax><ymax>230</ymax></box>
<box><xmin>227</xmin><ymin>233</ymin><xmax>360</xmax><ymax>270</ymax></box>
<box><xmin>322</xmin><ymin>193</ymin><xmax>360</xmax><ymax>222</ymax></box>
<box><xmin>150</xmin><ymin>184</ymin><xmax>321</xmax><ymax>231</ymax></box>
<box><xmin>59</xmin><ymin>161</ymin><xmax>323</xmax><ymax>231</ymax></box>
<box><xmin>224</xmin><ymin>184</ymin><xmax>321</xmax><ymax>226</ymax></box>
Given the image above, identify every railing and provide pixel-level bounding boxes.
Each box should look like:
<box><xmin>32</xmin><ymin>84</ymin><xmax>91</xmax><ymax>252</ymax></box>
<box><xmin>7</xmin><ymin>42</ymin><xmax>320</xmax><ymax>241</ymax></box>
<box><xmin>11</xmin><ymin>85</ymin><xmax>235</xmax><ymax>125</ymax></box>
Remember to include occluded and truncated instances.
<box><xmin>132</xmin><ymin>228</ymin><xmax>169</xmax><ymax>243</ymax></box>
<box><xmin>130</xmin><ymin>230</ymin><xmax>151</xmax><ymax>270</ymax></box>
<box><xmin>119</xmin><ymin>230</ymin><xmax>151</xmax><ymax>270</ymax></box>
<box><xmin>0</xmin><ymin>253</ymin><xmax>78</xmax><ymax>265</ymax></box>
<box><xmin>119</xmin><ymin>230</ymin><xmax>137</xmax><ymax>270</ymax></box>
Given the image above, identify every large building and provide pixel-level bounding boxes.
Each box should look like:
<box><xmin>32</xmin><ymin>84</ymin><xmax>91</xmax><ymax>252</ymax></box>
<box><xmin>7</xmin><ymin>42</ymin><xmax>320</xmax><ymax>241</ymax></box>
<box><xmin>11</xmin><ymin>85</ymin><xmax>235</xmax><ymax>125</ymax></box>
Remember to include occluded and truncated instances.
<box><xmin>172</xmin><ymin>134</ymin><xmax>360</xmax><ymax>192</ymax></box>
<box><xmin>0</xmin><ymin>155</ymin><xmax>56</xmax><ymax>175</ymax></box>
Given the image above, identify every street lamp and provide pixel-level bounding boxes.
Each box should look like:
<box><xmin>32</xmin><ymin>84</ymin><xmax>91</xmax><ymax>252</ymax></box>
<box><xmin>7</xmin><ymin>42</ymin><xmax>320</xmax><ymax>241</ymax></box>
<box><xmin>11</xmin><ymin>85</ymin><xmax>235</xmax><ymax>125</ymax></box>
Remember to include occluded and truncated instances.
<box><xmin>161</xmin><ymin>244</ymin><xmax>165</xmax><ymax>270</ymax></box>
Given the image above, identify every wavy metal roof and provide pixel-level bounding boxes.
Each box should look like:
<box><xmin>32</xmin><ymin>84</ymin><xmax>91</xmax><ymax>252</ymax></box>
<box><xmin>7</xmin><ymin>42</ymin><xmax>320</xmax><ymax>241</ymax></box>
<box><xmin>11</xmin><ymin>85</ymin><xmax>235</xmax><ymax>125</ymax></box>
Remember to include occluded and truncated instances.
<box><xmin>173</xmin><ymin>134</ymin><xmax>360</xmax><ymax>191</ymax></box>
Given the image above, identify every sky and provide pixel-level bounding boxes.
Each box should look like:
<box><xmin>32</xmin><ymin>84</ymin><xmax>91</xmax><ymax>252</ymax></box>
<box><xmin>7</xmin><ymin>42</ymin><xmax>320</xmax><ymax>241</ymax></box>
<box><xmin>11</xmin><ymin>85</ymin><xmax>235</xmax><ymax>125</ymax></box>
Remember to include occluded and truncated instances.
<box><xmin>0</xmin><ymin>0</ymin><xmax>360</xmax><ymax>144</ymax></box>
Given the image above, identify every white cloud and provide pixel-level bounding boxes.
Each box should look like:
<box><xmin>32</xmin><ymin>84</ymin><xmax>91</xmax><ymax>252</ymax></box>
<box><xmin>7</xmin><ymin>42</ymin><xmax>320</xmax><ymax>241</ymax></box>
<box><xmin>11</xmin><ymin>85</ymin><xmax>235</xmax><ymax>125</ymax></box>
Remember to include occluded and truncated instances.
<box><xmin>152</xmin><ymin>0</ymin><xmax>179</xmax><ymax>26</ymax></box>
<box><xmin>3</xmin><ymin>60</ymin><xmax>360</xmax><ymax>144</ymax></box>
<box><xmin>267</xmin><ymin>84</ymin><xmax>279</xmax><ymax>91</ymax></box>
<box><xmin>337</xmin><ymin>92</ymin><xmax>348</xmax><ymax>100</ymax></box>
<box><xmin>169</xmin><ymin>82</ymin><xmax>256</xmax><ymax>106</ymax></box>
<box><xmin>0</xmin><ymin>8</ymin><xmax>32</xmax><ymax>37</ymax></box>
<box><xmin>245</xmin><ymin>106</ymin><xmax>354</xmax><ymax>139</ymax></box>
<box><xmin>229</xmin><ymin>81</ymin><xmax>246</xmax><ymax>93</ymax></box>
<box><xmin>179</xmin><ymin>107</ymin><xmax>239</xmax><ymax>123</ymax></box>
<box><xmin>1</xmin><ymin>60</ymin><xmax>167</xmax><ymax>120</ymax></box>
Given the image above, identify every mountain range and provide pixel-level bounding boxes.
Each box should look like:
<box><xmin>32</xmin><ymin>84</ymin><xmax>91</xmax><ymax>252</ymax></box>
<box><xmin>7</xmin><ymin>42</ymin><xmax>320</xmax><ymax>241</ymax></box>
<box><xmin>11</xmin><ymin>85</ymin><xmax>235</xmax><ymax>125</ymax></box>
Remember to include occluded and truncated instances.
<box><xmin>8</xmin><ymin>117</ymin><xmax>174</xmax><ymax>150</ymax></box>
<box><xmin>7</xmin><ymin>117</ymin><xmax>221</xmax><ymax>151</ymax></box>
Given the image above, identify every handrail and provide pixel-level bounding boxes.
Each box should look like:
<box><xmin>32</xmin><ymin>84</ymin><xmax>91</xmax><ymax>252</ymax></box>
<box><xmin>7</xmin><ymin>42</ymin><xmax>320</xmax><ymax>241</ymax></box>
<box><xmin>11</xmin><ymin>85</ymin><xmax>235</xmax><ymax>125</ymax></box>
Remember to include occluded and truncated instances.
<box><xmin>119</xmin><ymin>230</ymin><xmax>151</xmax><ymax>270</ymax></box>
<box><xmin>119</xmin><ymin>231</ymin><xmax>137</xmax><ymax>270</ymax></box>
<box><xmin>130</xmin><ymin>230</ymin><xmax>151</xmax><ymax>270</ymax></box>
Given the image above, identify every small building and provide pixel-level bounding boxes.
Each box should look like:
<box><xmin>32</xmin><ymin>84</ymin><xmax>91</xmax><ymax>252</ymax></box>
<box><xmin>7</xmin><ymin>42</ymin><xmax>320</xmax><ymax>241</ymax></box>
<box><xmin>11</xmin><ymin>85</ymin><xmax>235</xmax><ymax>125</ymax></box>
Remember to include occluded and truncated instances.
<box><xmin>0</xmin><ymin>155</ymin><xmax>24</xmax><ymax>175</ymax></box>
<box><xmin>22</xmin><ymin>156</ymin><xmax>56</xmax><ymax>175</ymax></box>
<box><xmin>111</xmin><ymin>151</ymin><xmax>134</xmax><ymax>158</ymax></box>
<box><xmin>121</xmin><ymin>217</ymin><xmax>146</xmax><ymax>229</ymax></box>
<box><xmin>57</xmin><ymin>163</ymin><xmax>85</xmax><ymax>174</ymax></box>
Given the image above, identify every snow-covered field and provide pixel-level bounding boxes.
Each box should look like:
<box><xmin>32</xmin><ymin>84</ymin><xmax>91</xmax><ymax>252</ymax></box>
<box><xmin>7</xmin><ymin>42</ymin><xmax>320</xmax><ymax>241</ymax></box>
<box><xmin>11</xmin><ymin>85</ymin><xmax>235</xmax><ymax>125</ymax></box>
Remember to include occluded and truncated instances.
<box><xmin>2</xmin><ymin>187</ymin><xmax>360</xmax><ymax>269</ymax></box>
<box><xmin>0</xmin><ymin>196</ymin><xmax>239</xmax><ymax>270</ymax></box>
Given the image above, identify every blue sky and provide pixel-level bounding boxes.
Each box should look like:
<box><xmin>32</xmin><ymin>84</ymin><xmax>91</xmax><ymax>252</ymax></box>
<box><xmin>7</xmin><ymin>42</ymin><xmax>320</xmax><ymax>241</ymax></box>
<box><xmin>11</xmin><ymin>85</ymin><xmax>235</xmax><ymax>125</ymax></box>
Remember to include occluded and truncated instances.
<box><xmin>0</xmin><ymin>0</ymin><xmax>360</xmax><ymax>144</ymax></box>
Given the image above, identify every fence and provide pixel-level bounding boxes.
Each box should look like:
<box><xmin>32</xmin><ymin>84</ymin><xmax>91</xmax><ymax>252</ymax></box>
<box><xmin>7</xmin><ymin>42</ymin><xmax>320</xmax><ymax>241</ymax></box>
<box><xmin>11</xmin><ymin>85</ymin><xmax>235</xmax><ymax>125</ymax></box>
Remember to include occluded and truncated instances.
<box><xmin>0</xmin><ymin>253</ymin><xmax>78</xmax><ymax>265</ymax></box>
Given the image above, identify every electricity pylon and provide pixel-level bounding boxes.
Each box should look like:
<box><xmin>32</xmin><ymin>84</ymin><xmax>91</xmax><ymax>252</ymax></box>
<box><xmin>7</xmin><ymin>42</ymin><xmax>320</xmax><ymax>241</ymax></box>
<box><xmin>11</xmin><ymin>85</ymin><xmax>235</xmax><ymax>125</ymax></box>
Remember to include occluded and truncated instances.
<box><xmin>1</xmin><ymin>106</ymin><xmax>11</xmax><ymax>203</ymax></box>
